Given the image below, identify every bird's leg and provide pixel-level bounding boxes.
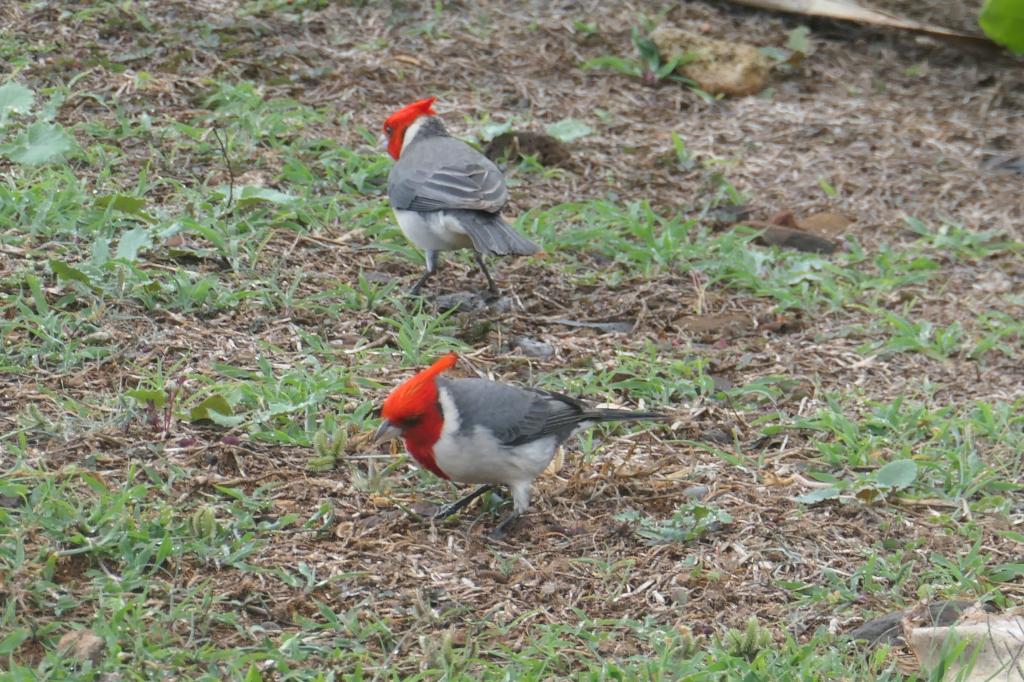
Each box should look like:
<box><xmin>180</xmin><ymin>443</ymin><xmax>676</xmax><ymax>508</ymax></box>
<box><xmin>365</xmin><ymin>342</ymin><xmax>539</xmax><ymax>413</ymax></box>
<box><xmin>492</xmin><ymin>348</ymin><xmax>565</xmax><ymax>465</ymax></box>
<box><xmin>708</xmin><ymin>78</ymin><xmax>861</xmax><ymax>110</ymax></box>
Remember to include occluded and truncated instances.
<box><xmin>473</xmin><ymin>252</ymin><xmax>500</xmax><ymax>296</ymax></box>
<box><xmin>409</xmin><ymin>251</ymin><xmax>440</xmax><ymax>295</ymax></box>
<box><xmin>433</xmin><ymin>484</ymin><xmax>492</xmax><ymax>519</ymax></box>
<box><xmin>488</xmin><ymin>482</ymin><xmax>530</xmax><ymax>539</ymax></box>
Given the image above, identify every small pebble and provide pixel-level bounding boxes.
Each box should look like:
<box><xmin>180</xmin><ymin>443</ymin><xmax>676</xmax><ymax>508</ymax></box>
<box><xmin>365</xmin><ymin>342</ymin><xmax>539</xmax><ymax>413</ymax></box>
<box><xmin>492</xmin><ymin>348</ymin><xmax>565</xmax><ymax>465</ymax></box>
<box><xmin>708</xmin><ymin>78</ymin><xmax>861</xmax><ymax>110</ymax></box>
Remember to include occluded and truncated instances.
<box><xmin>513</xmin><ymin>336</ymin><xmax>555</xmax><ymax>359</ymax></box>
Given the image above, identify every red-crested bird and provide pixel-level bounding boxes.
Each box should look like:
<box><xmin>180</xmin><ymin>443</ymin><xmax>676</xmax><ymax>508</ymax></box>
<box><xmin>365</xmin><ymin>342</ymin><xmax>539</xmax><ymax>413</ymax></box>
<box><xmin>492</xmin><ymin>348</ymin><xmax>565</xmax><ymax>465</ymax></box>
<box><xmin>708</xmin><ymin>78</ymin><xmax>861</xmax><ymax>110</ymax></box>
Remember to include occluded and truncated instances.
<box><xmin>373</xmin><ymin>353</ymin><xmax>666</xmax><ymax>537</ymax></box>
<box><xmin>382</xmin><ymin>97</ymin><xmax>540</xmax><ymax>295</ymax></box>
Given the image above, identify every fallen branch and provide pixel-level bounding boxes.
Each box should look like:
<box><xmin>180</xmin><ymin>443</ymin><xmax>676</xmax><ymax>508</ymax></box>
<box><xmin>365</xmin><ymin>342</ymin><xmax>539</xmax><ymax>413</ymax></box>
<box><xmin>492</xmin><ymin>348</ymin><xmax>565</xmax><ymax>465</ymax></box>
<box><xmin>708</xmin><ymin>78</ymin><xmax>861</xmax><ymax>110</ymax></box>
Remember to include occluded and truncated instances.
<box><xmin>725</xmin><ymin>0</ymin><xmax>990</xmax><ymax>45</ymax></box>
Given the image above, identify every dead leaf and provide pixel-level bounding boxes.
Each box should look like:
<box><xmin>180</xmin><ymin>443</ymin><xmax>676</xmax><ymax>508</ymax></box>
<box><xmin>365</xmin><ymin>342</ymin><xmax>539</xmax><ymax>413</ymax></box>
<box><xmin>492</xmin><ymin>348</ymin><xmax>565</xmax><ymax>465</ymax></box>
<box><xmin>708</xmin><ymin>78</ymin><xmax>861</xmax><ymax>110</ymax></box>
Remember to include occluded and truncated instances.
<box><xmin>849</xmin><ymin>600</ymin><xmax>984</xmax><ymax>646</ymax></box>
<box><xmin>393</xmin><ymin>53</ymin><xmax>424</xmax><ymax>67</ymax></box>
<box><xmin>0</xmin><ymin>495</ymin><xmax>24</xmax><ymax>508</ymax></box>
<box><xmin>57</xmin><ymin>629</ymin><xmax>105</xmax><ymax>664</ymax></box>
<box><xmin>236</xmin><ymin>170</ymin><xmax>268</xmax><ymax>186</ymax></box>
<box><xmin>797</xmin><ymin>212</ymin><xmax>852</xmax><ymax>238</ymax></box>
<box><xmin>742</xmin><ymin>221</ymin><xmax>839</xmax><ymax>254</ymax></box>
<box><xmin>543</xmin><ymin>446</ymin><xmax>565</xmax><ymax>476</ymax></box>
<box><xmin>651</xmin><ymin>26</ymin><xmax>772</xmax><ymax>96</ymax></box>
<box><xmin>484</xmin><ymin>131</ymin><xmax>572</xmax><ymax>168</ymax></box>
<box><xmin>908</xmin><ymin>613</ymin><xmax>1024</xmax><ymax>681</ymax></box>
<box><xmin>677</xmin><ymin>313</ymin><xmax>753</xmax><ymax>339</ymax></box>
<box><xmin>763</xmin><ymin>471</ymin><xmax>796</xmax><ymax>486</ymax></box>
<box><xmin>368</xmin><ymin>494</ymin><xmax>391</xmax><ymax>508</ymax></box>
<box><xmin>770</xmin><ymin>209</ymin><xmax>800</xmax><ymax>228</ymax></box>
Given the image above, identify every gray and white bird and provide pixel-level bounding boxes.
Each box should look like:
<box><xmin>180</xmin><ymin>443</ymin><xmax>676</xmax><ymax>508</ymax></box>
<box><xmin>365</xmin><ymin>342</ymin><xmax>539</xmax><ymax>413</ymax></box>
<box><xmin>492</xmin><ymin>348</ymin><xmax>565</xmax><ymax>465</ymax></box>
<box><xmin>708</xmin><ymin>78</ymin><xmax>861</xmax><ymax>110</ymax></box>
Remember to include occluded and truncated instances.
<box><xmin>382</xmin><ymin>96</ymin><xmax>540</xmax><ymax>295</ymax></box>
<box><xmin>373</xmin><ymin>353</ymin><xmax>666</xmax><ymax>537</ymax></box>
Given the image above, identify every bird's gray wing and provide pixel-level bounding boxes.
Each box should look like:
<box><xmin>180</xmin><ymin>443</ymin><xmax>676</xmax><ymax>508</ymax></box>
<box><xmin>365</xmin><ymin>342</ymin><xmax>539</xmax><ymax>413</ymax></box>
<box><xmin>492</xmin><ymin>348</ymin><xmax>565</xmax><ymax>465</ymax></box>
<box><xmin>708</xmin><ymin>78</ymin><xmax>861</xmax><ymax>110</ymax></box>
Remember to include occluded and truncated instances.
<box><xmin>441</xmin><ymin>378</ymin><xmax>585</xmax><ymax>447</ymax></box>
<box><xmin>387</xmin><ymin>137</ymin><xmax>508</xmax><ymax>213</ymax></box>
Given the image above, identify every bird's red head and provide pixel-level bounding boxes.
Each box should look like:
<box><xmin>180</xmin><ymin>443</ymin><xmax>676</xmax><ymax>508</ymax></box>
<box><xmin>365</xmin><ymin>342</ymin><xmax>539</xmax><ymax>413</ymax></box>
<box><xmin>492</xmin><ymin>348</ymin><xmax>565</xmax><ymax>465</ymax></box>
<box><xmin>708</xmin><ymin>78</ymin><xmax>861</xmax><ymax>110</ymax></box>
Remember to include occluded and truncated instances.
<box><xmin>381</xmin><ymin>352</ymin><xmax>457</xmax><ymax>432</ymax></box>
<box><xmin>379</xmin><ymin>352</ymin><xmax>457</xmax><ymax>479</ymax></box>
<box><xmin>383</xmin><ymin>96</ymin><xmax>437</xmax><ymax>160</ymax></box>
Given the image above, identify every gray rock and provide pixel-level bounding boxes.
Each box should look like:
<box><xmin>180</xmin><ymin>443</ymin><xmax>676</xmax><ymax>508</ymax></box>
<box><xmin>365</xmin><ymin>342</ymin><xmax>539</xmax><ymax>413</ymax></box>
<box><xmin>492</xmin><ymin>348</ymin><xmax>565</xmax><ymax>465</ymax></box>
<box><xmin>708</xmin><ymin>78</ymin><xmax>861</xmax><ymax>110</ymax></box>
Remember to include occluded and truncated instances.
<box><xmin>513</xmin><ymin>336</ymin><xmax>555</xmax><ymax>359</ymax></box>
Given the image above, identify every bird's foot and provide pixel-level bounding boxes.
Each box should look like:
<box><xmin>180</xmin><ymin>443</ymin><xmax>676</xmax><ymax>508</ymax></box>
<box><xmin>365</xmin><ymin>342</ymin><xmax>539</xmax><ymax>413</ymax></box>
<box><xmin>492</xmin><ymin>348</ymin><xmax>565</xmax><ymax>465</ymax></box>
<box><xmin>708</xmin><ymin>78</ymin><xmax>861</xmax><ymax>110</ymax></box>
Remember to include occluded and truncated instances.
<box><xmin>487</xmin><ymin>511</ymin><xmax>521</xmax><ymax>540</ymax></box>
<box><xmin>432</xmin><ymin>501</ymin><xmax>461</xmax><ymax>520</ymax></box>
<box><xmin>409</xmin><ymin>268</ymin><xmax>434</xmax><ymax>296</ymax></box>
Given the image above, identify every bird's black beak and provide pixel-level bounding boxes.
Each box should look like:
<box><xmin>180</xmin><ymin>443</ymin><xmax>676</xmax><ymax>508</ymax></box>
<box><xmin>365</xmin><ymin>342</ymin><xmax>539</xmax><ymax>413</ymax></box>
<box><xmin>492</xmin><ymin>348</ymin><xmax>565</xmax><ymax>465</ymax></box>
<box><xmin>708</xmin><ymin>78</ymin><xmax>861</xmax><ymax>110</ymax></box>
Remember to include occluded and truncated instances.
<box><xmin>373</xmin><ymin>420</ymin><xmax>402</xmax><ymax>444</ymax></box>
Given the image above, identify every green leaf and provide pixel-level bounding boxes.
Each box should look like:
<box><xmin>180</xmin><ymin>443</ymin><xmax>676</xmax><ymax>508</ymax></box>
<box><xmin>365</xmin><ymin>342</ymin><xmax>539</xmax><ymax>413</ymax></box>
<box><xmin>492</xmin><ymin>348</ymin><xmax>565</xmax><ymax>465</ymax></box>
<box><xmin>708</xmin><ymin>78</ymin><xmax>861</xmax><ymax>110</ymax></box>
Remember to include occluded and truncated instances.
<box><xmin>480</xmin><ymin>119</ymin><xmax>512</xmax><ymax>142</ymax></box>
<box><xmin>244</xmin><ymin>663</ymin><xmax>264</xmax><ymax>682</ymax></box>
<box><xmin>95</xmin><ymin>194</ymin><xmax>155</xmax><ymax>223</ymax></box>
<box><xmin>580</xmin><ymin>55</ymin><xmax>642</xmax><ymax>77</ymax></box>
<box><xmin>989</xmin><ymin>563</ymin><xmax>1024</xmax><ymax>582</ymax></box>
<box><xmin>632</xmin><ymin>29</ymin><xmax>660</xmax><ymax>64</ymax></box>
<box><xmin>997</xmin><ymin>530</ymin><xmax>1024</xmax><ymax>543</ymax></box>
<box><xmin>184</xmin><ymin>219</ymin><xmax>227</xmax><ymax>251</ymax></box>
<box><xmin>793</xmin><ymin>486</ymin><xmax>840</xmax><ymax>504</ymax></box>
<box><xmin>127</xmin><ymin>388</ymin><xmax>167</xmax><ymax>408</ymax></box>
<box><xmin>208</xmin><ymin>409</ymin><xmax>245</xmax><ymax>428</ymax></box>
<box><xmin>155</xmin><ymin>534</ymin><xmax>173</xmax><ymax>566</ymax></box>
<box><xmin>817</xmin><ymin>177</ymin><xmax>837</xmax><ymax>198</ymax></box>
<box><xmin>3</xmin><ymin>121</ymin><xmax>73</xmax><ymax>164</ymax></box>
<box><xmin>980</xmin><ymin>0</ymin><xmax>1024</xmax><ymax>54</ymax></box>
<box><xmin>214</xmin><ymin>485</ymin><xmax>246</xmax><ymax>501</ymax></box>
<box><xmin>545</xmin><ymin>118</ymin><xmax>594</xmax><ymax>143</ymax></box>
<box><xmin>0</xmin><ymin>627</ymin><xmax>30</xmax><ymax>656</ymax></box>
<box><xmin>190</xmin><ymin>394</ymin><xmax>234</xmax><ymax>422</ymax></box>
<box><xmin>91</xmin><ymin>235</ymin><xmax>110</xmax><ymax>267</ymax></box>
<box><xmin>786</xmin><ymin>26</ymin><xmax>812</xmax><ymax>54</ymax></box>
<box><xmin>49</xmin><ymin>259</ymin><xmax>93</xmax><ymax>286</ymax></box>
<box><xmin>115</xmin><ymin>227</ymin><xmax>152</xmax><ymax>261</ymax></box>
<box><xmin>25</xmin><ymin>273</ymin><xmax>48</xmax><ymax>315</ymax></box>
<box><xmin>233</xmin><ymin>186</ymin><xmax>298</xmax><ymax>208</ymax></box>
<box><xmin>876</xmin><ymin>459</ymin><xmax>917</xmax><ymax>490</ymax></box>
<box><xmin>0</xmin><ymin>481</ymin><xmax>28</xmax><ymax>499</ymax></box>
<box><xmin>79</xmin><ymin>473</ymin><xmax>108</xmax><ymax>493</ymax></box>
<box><xmin>0</xmin><ymin>82</ymin><xmax>34</xmax><ymax>126</ymax></box>
<box><xmin>655</xmin><ymin>54</ymin><xmax>691</xmax><ymax>80</ymax></box>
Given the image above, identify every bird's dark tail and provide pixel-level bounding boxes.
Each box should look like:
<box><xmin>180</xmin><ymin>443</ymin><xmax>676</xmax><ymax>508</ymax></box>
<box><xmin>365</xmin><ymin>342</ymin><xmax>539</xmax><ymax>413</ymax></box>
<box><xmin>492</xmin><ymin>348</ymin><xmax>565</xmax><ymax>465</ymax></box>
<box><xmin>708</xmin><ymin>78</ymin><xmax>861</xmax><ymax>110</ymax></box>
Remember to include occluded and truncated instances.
<box><xmin>586</xmin><ymin>409</ymin><xmax>668</xmax><ymax>423</ymax></box>
<box><xmin>448</xmin><ymin>209</ymin><xmax>540</xmax><ymax>257</ymax></box>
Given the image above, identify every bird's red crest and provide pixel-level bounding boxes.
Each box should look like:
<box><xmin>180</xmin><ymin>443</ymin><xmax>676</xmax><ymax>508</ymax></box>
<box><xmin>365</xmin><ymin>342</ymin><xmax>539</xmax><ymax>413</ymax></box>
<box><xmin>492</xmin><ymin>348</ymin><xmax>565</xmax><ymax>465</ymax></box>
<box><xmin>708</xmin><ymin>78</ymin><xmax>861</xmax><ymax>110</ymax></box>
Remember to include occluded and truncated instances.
<box><xmin>381</xmin><ymin>352</ymin><xmax>457</xmax><ymax>421</ymax></box>
<box><xmin>383</xmin><ymin>96</ymin><xmax>437</xmax><ymax>159</ymax></box>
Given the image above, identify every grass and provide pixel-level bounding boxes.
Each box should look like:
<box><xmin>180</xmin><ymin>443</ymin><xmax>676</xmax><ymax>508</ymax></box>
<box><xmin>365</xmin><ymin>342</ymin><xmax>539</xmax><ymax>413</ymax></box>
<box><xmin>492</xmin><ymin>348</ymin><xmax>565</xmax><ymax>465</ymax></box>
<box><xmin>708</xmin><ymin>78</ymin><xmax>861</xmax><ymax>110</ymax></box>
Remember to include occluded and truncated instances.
<box><xmin>2</xmin><ymin>2</ymin><xmax>1022</xmax><ymax>679</ymax></box>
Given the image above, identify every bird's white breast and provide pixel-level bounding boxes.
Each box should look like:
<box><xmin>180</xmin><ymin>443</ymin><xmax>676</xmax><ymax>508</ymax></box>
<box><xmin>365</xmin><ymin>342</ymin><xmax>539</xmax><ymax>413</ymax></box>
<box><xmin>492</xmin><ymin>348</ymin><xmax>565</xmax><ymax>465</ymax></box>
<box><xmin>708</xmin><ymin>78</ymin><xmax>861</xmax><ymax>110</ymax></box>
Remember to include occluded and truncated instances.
<box><xmin>431</xmin><ymin>386</ymin><xmax>558</xmax><ymax>487</ymax></box>
<box><xmin>393</xmin><ymin>209</ymin><xmax>474</xmax><ymax>252</ymax></box>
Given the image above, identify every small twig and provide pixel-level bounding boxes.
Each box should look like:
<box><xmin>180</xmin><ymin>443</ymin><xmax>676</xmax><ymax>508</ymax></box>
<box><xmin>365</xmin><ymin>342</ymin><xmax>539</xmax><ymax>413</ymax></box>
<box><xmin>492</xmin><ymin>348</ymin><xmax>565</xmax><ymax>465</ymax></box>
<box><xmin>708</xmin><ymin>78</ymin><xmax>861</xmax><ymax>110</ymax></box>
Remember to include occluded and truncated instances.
<box><xmin>282</xmin><ymin>229</ymin><xmax>359</xmax><ymax>249</ymax></box>
<box><xmin>0</xmin><ymin>245</ymin><xmax>29</xmax><ymax>257</ymax></box>
<box><xmin>342</xmin><ymin>334</ymin><xmax>392</xmax><ymax>354</ymax></box>
<box><xmin>791</xmin><ymin>473</ymin><xmax>836</xmax><ymax>490</ymax></box>
<box><xmin>211</xmin><ymin>127</ymin><xmax>234</xmax><ymax>208</ymax></box>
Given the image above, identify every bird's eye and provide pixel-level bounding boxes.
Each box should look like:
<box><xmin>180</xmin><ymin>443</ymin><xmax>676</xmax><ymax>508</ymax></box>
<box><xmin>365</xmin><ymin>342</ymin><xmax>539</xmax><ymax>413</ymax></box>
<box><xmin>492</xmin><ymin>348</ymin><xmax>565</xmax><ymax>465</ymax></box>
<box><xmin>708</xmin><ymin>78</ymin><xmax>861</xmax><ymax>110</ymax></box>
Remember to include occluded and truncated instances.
<box><xmin>399</xmin><ymin>416</ymin><xmax>420</xmax><ymax>427</ymax></box>
<box><xmin>384</xmin><ymin>125</ymin><xmax>393</xmax><ymax>135</ymax></box>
